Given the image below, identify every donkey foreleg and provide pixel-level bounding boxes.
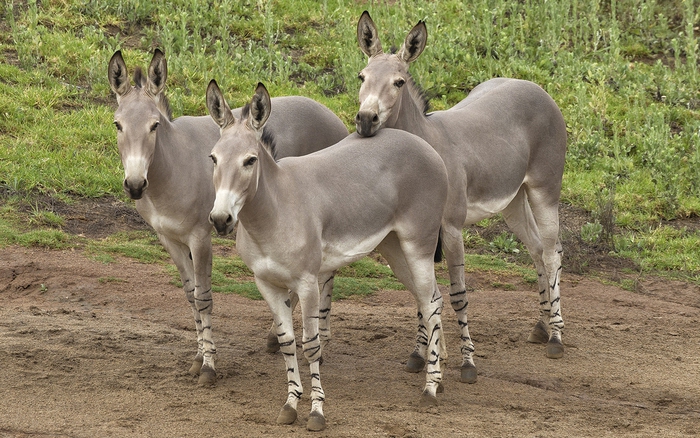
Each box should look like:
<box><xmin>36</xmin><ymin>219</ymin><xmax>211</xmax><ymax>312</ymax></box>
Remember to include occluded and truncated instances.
<box><xmin>191</xmin><ymin>240</ymin><xmax>216</xmax><ymax>385</ymax></box>
<box><xmin>298</xmin><ymin>277</ymin><xmax>326</xmax><ymax>431</ymax></box>
<box><xmin>158</xmin><ymin>235</ymin><xmax>214</xmax><ymax>381</ymax></box>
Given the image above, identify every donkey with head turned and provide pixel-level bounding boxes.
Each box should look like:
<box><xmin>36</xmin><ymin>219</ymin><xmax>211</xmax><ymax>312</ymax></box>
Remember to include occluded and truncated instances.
<box><xmin>355</xmin><ymin>12</ymin><xmax>568</xmax><ymax>381</ymax></box>
<box><xmin>107</xmin><ymin>49</ymin><xmax>348</xmax><ymax>385</ymax></box>
<box><xmin>207</xmin><ymin>81</ymin><xmax>450</xmax><ymax>431</ymax></box>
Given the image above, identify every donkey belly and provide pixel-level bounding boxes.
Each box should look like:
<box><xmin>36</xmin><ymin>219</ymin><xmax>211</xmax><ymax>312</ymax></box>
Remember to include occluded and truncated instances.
<box><xmin>463</xmin><ymin>195</ymin><xmax>518</xmax><ymax>225</ymax></box>
<box><xmin>319</xmin><ymin>231</ymin><xmax>390</xmax><ymax>273</ymax></box>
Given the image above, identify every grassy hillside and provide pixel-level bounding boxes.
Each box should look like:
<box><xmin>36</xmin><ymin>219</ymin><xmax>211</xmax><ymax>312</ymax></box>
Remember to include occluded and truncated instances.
<box><xmin>1</xmin><ymin>0</ymin><xmax>699</xmax><ymax>284</ymax></box>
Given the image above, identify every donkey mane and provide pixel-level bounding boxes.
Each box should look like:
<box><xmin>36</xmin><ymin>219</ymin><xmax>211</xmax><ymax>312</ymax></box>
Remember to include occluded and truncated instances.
<box><xmin>133</xmin><ymin>66</ymin><xmax>173</xmax><ymax>121</ymax></box>
<box><xmin>387</xmin><ymin>49</ymin><xmax>431</xmax><ymax>115</ymax></box>
<box><xmin>241</xmin><ymin>103</ymin><xmax>278</xmax><ymax>160</ymax></box>
<box><xmin>405</xmin><ymin>73</ymin><xmax>431</xmax><ymax>116</ymax></box>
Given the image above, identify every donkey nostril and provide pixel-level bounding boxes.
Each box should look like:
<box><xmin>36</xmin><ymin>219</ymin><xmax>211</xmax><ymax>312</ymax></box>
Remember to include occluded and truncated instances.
<box><xmin>372</xmin><ymin>114</ymin><xmax>379</xmax><ymax>123</ymax></box>
<box><xmin>226</xmin><ymin>214</ymin><xmax>233</xmax><ymax>225</ymax></box>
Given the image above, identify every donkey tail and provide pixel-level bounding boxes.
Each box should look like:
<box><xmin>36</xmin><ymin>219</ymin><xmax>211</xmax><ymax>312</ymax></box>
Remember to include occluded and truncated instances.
<box><xmin>434</xmin><ymin>227</ymin><xmax>444</xmax><ymax>263</ymax></box>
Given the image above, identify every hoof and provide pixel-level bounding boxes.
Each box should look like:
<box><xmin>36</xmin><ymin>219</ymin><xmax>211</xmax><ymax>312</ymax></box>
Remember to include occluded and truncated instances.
<box><xmin>546</xmin><ymin>338</ymin><xmax>565</xmax><ymax>359</ymax></box>
<box><xmin>197</xmin><ymin>364</ymin><xmax>216</xmax><ymax>386</ymax></box>
<box><xmin>527</xmin><ymin>320</ymin><xmax>549</xmax><ymax>344</ymax></box>
<box><xmin>266</xmin><ymin>331</ymin><xmax>280</xmax><ymax>353</ymax></box>
<box><xmin>460</xmin><ymin>363</ymin><xmax>477</xmax><ymax>384</ymax></box>
<box><xmin>437</xmin><ymin>382</ymin><xmax>444</xmax><ymax>393</ymax></box>
<box><xmin>405</xmin><ymin>351</ymin><xmax>425</xmax><ymax>373</ymax></box>
<box><xmin>419</xmin><ymin>390</ymin><xmax>438</xmax><ymax>407</ymax></box>
<box><xmin>277</xmin><ymin>404</ymin><xmax>297</xmax><ymax>425</ymax></box>
<box><xmin>307</xmin><ymin>411</ymin><xmax>326</xmax><ymax>431</ymax></box>
<box><xmin>188</xmin><ymin>355</ymin><xmax>203</xmax><ymax>376</ymax></box>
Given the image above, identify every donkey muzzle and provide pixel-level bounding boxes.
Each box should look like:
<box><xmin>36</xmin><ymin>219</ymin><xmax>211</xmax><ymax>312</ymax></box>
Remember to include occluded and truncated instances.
<box><xmin>355</xmin><ymin>110</ymin><xmax>380</xmax><ymax>137</ymax></box>
<box><xmin>123</xmin><ymin>177</ymin><xmax>148</xmax><ymax>200</ymax></box>
<box><xmin>209</xmin><ymin>211</ymin><xmax>236</xmax><ymax>236</ymax></box>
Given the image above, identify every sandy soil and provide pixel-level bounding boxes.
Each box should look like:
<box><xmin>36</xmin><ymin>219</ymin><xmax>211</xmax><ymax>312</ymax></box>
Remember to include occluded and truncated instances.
<box><xmin>1</xmin><ymin>200</ymin><xmax>699</xmax><ymax>437</ymax></box>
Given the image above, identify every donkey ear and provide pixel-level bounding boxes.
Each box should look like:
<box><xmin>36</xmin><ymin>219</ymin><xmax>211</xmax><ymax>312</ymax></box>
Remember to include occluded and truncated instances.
<box><xmin>146</xmin><ymin>48</ymin><xmax>167</xmax><ymax>96</ymax></box>
<box><xmin>108</xmin><ymin>50</ymin><xmax>130</xmax><ymax>99</ymax></box>
<box><xmin>357</xmin><ymin>11</ymin><xmax>382</xmax><ymax>57</ymax></box>
<box><xmin>249</xmin><ymin>82</ymin><xmax>271</xmax><ymax>131</ymax></box>
<box><xmin>398</xmin><ymin>20</ymin><xmax>427</xmax><ymax>63</ymax></box>
<box><xmin>206</xmin><ymin>80</ymin><xmax>236</xmax><ymax>129</ymax></box>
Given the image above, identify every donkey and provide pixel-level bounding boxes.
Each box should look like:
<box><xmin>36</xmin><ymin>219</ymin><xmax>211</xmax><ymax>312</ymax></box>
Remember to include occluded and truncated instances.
<box><xmin>207</xmin><ymin>81</ymin><xmax>449</xmax><ymax>431</ymax></box>
<box><xmin>107</xmin><ymin>49</ymin><xmax>348</xmax><ymax>385</ymax></box>
<box><xmin>355</xmin><ymin>12</ymin><xmax>568</xmax><ymax>382</ymax></box>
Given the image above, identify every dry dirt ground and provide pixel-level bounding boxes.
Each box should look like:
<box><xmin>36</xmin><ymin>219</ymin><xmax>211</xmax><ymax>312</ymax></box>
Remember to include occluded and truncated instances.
<box><xmin>1</xmin><ymin>200</ymin><xmax>699</xmax><ymax>437</ymax></box>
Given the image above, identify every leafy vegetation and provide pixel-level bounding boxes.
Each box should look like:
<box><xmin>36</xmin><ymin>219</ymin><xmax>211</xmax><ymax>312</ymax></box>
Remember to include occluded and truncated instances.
<box><xmin>1</xmin><ymin>0</ymin><xmax>699</xmax><ymax>292</ymax></box>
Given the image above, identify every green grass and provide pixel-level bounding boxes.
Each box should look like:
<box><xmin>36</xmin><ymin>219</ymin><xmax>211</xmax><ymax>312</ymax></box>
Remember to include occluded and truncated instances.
<box><xmin>1</xmin><ymin>0</ymin><xmax>700</xmax><ymax>294</ymax></box>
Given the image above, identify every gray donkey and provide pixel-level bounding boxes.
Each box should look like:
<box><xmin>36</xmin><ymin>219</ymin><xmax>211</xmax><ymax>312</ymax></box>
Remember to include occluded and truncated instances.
<box><xmin>108</xmin><ymin>49</ymin><xmax>348</xmax><ymax>385</ymax></box>
<box><xmin>207</xmin><ymin>81</ymin><xmax>449</xmax><ymax>431</ymax></box>
<box><xmin>354</xmin><ymin>11</ymin><xmax>568</xmax><ymax>383</ymax></box>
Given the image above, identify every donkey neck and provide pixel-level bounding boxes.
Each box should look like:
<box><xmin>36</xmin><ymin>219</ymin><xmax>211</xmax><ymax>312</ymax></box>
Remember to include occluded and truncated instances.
<box><xmin>387</xmin><ymin>84</ymin><xmax>436</xmax><ymax>142</ymax></box>
<box><xmin>237</xmin><ymin>144</ymin><xmax>283</xmax><ymax>238</ymax></box>
<box><xmin>142</xmin><ymin>115</ymin><xmax>184</xmax><ymax>197</ymax></box>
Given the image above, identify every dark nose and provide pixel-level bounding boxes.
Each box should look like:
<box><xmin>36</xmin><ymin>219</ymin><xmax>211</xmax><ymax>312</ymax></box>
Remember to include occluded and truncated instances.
<box><xmin>209</xmin><ymin>212</ymin><xmax>234</xmax><ymax>235</ymax></box>
<box><xmin>355</xmin><ymin>110</ymin><xmax>380</xmax><ymax>137</ymax></box>
<box><xmin>123</xmin><ymin>177</ymin><xmax>148</xmax><ymax>200</ymax></box>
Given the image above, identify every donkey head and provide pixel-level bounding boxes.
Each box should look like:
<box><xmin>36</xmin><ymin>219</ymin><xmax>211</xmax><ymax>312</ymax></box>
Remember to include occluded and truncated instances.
<box><xmin>355</xmin><ymin>11</ymin><xmax>427</xmax><ymax>137</ymax></box>
<box><xmin>108</xmin><ymin>49</ymin><xmax>169</xmax><ymax>199</ymax></box>
<box><xmin>206</xmin><ymin>80</ymin><xmax>271</xmax><ymax>235</ymax></box>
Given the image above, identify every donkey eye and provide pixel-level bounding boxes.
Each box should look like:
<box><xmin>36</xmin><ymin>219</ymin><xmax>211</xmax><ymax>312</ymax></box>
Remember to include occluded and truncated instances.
<box><xmin>244</xmin><ymin>156</ymin><xmax>258</xmax><ymax>167</ymax></box>
<box><xmin>357</xmin><ymin>73</ymin><xmax>365</xmax><ymax>83</ymax></box>
<box><xmin>394</xmin><ymin>79</ymin><xmax>406</xmax><ymax>88</ymax></box>
<box><xmin>209</xmin><ymin>154</ymin><xmax>217</xmax><ymax>165</ymax></box>
<box><xmin>114</xmin><ymin>121</ymin><xmax>122</xmax><ymax>132</ymax></box>
<box><xmin>150</xmin><ymin>121</ymin><xmax>159</xmax><ymax>132</ymax></box>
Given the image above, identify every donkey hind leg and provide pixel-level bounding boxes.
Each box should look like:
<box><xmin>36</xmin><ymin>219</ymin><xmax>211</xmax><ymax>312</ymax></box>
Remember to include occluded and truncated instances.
<box><xmin>440</xmin><ymin>224</ymin><xmax>477</xmax><ymax>383</ymax></box>
<box><xmin>502</xmin><ymin>186</ymin><xmax>564</xmax><ymax>359</ymax></box>
<box><xmin>377</xmin><ymin>235</ymin><xmax>444</xmax><ymax>403</ymax></box>
<box><xmin>256</xmin><ymin>279</ymin><xmax>304</xmax><ymax>427</ymax></box>
<box><xmin>157</xmin><ymin>236</ymin><xmax>212</xmax><ymax>381</ymax></box>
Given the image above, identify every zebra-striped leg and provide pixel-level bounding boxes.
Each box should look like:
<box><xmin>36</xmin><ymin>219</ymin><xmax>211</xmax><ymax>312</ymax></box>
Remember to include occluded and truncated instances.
<box><xmin>257</xmin><ymin>279</ymin><xmax>303</xmax><ymax>426</ymax></box>
<box><xmin>318</xmin><ymin>271</ymin><xmax>335</xmax><ymax>353</ymax></box>
<box><xmin>544</xmin><ymin>242</ymin><xmax>564</xmax><ymax>358</ymax></box>
<box><xmin>157</xmin><ymin>235</ymin><xmax>214</xmax><ymax>381</ymax></box>
<box><xmin>184</xmin><ymin>278</ymin><xmax>205</xmax><ymax>374</ymax></box>
<box><xmin>192</xmin><ymin>239</ymin><xmax>216</xmax><ymax>385</ymax></box>
<box><xmin>299</xmin><ymin>278</ymin><xmax>326</xmax><ymax>431</ymax></box>
<box><xmin>419</xmin><ymin>284</ymin><xmax>443</xmax><ymax>406</ymax></box>
<box><xmin>194</xmin><ymin>283</ymin><xmax>216</xmax><ymax>384</ymax></box>
<box><xmin>266</xmin><ymin>292</ymin><xmax>299</xmax><ymax>353</ymax></box>
<box><xmin>442</xmin><ymin>225</ymin><xmax>477</xmax><ymax>383</ymax></box>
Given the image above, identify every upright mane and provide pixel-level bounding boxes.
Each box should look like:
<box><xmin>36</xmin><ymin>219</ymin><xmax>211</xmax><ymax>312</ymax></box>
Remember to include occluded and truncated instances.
<box><xmin>241</xmin><ymin>103</ymin><xmax>278</xmax><ymax>160</ymax></box>
<box><xmin>132</xmin><ymin>66</ymin><xmax>173</xmax><ymax>121</ymax></box>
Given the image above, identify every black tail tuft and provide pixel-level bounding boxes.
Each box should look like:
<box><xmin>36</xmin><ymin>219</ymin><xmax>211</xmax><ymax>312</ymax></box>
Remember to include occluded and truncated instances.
<box><xmin>434</xmin><ymin>228</ymin><xmax>443</xmax><ymax>263</ymax></box>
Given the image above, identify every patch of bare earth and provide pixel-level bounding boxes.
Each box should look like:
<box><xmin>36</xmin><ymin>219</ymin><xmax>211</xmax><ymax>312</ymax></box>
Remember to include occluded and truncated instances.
<box><xmin>1</xmin><ymin>198</ymin><xmax>699</xmax><ymax>437</ymax></box>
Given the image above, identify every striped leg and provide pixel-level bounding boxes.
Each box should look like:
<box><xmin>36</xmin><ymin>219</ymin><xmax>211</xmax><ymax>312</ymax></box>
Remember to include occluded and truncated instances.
<box><xmin>504</xmin><ymin>187</ymin><xmax>564</xmax><ymax>358</ymax></box>
<box><xmin>192</xmin><ymin>239</ymin><xmax>216</xmax><ymax>384</ymax></box>
<box><xmin>417</xmin><ymin>283</ymin><xmax>444</xmax><ymax>406</ymax></box>
<box><xmin>257</xmin><ymin>279</ymin><xmax>303</xmax><ymax>426</ymax></box>
<box><xmin>298</xmin><ymin>276</ymin><xmax>326</xmax><ymax>431</ymax></box>
<box><xmin>158</xmin><ymin>234</ymin><xmax>216</xmax><ymax>384</ymax></box>
<box><xmin>318</xmin><ymin>272</ymin><xmax>335</xmax><ymax>353</ymax></box>
<box><xmin>378</xmin><ymin>235</ymin><xmax>444</xmax><ymax>403</ymax></box>
<box><xmin>265</xmin><ymin>271</ymin><xmax>335</xmax><ymax>358</ymax></box>
<box><xmin>440</xmin><ymin>224</ymin><xmax>477</xmax><ymax>383</ymax></box>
